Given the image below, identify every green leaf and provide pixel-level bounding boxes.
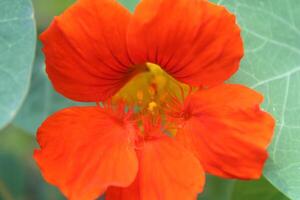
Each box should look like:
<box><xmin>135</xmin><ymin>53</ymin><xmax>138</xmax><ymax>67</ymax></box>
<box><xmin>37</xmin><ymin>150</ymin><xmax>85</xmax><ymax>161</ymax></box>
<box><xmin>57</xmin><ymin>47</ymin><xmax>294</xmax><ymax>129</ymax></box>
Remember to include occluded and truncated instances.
<box><xmin>210</xmin><ymin>0</ymin><xmax>300</xmax><ymax>199</ymax></box>
<box><xmin>0</xmin><ymin>0</ymin><xmax>36</xmax><ymax>130</ymax></box>
<box><xmin>198</xmin><ymin>176</ymin><xmax>289</xmax><ymax>200</ymax></box>
<box><xmin>13</xmin><ymin>42</ymin><xmax>78</xmax><ymax>134</ymax></box>
<box><xmin>231</xmin><ymin>177</ymin><xmax>289</xmax><ymax>200</ymax></box>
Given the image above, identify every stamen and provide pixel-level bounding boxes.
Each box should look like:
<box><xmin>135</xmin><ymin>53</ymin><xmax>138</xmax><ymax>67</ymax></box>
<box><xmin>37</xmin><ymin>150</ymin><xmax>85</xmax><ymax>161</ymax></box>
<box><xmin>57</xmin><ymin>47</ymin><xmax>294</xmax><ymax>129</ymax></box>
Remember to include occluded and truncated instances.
<box><xmin>148</xmin><ymin>84</ymin><xmax>157</xmax><ymax>98</ymax></box>
<box><xmin>137</xmin><ymin>90</ymin><xmax>144</xmax><ymax>105</ymax></box>
<box><xmin>148</xmin><ymin>101</ymin><xmax>158</xmax><ymax>113</ymax></box>
<box><xmin>110</xmin><ymin>62</ymin><xmax>198</xmax><ymax>137</ymax></box>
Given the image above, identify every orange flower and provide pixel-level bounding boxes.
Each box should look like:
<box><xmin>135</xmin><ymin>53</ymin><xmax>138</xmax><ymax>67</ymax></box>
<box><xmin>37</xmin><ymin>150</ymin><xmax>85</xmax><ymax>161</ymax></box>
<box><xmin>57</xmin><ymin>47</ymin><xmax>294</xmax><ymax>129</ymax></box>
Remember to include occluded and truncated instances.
<box><xmin>34</xmin><ymin>0</ymin><xmax>275</xmax><ymax>200</ymax></box>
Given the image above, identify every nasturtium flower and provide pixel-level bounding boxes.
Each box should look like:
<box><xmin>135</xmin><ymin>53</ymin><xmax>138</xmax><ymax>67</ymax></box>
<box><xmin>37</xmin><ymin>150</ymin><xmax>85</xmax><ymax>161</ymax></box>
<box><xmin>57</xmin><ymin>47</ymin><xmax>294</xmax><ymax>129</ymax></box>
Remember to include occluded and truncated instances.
<box><xmin>34</xmin><ymin>0</ymin><xmax>275</xmax><ymax>199</ymax></box>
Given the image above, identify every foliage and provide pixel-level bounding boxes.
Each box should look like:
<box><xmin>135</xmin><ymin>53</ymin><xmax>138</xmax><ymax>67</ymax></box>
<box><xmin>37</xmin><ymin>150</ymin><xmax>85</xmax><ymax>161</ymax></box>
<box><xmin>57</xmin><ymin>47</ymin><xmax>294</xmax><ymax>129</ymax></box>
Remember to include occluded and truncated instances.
<box><xmin>0</xmin><ymin>0</ymin><xmax>36</xmax><ymax>129</ymax></box>
<box><xmin>210</xmin><ymin>0</ymin><xmax>300</xmax><ymax>199</ymax></box>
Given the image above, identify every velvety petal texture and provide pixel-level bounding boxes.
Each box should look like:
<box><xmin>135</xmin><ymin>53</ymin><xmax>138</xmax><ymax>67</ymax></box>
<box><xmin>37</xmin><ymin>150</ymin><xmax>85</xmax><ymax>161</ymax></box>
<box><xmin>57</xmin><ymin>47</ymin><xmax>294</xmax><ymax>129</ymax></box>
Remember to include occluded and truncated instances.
<box><xmin>36</xmin><ymin>0</ymin><xmax>275</xmax><ymax>199</ymax></box>
<box><xmin>41</xmin><ymin>0</ymin><xmax>135</xmax><ymax>102</ymax></box>
<box><xmin>34</xmin><ymin>106</ymin><xmax>138</xmax><ymax>200</ymax></box>
<box><xmin>106</xmin><ymin>136</ymin><xmax>205</xmax><ymax>200</ymax></box>
<box><xmin>174</xmin><ymin>84</ymin><xmax>275</xmax><ymax>179</ymax></box>
<box><xmin>41</xmin><ymin>0</ymin><xmax>243</xmax><ymax>102</ymax></box>
<box><xmin>128</xmin><ymin>0</ymin><xmax>243</xmax><ymax>87</ymax></box>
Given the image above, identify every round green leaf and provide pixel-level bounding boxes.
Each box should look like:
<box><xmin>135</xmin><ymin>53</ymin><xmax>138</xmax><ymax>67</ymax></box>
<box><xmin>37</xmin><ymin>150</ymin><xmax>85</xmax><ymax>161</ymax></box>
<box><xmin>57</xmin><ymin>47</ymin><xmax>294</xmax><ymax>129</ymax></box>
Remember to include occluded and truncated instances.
<box><xmin>0</xmin><ymin>0</ymin><xmax>36</xmax><ymax>129</ymax></box>
<box><xmin>211</xmin><ymin>0</ymin><xmax>300</xmax><ymax>199</ymax></box>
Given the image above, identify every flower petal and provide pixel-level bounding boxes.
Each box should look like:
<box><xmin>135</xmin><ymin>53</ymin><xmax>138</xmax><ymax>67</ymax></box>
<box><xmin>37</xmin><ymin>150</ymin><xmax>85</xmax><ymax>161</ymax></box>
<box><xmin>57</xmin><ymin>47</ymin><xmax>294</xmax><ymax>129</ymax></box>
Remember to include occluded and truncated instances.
<box><xmin>128</xmin><ymin>0</ymin><xmax>243</xmax><ymax>87</ymax></box>
<box><xmin>175</xmin><ymin>84</ymin><xmax>275</xmax><ymax>179</ymax></box>
<box><xmin>41</xmin><ymin>0</ymin><xmax>134</xmax><ymax>102</ymax></box>
<box><xmin>34</xmin><ymin>106</ymin><xmax>138</xmax><ymax>200</ymax></box>
<box><xmin>106</xmin><ymin>137</ymin><xmax>205</xmax><ymax>200</ymax></box>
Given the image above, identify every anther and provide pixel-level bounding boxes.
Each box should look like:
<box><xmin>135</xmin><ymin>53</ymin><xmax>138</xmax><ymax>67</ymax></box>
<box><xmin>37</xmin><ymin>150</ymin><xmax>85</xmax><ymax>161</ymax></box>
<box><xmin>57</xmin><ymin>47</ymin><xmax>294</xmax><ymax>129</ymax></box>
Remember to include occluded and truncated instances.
<box><xmin>137</xmin><ymin>90</ymin><xmax>144</xmax><ymax>101</ymax></box>
<box><xmin>148</xmin><ymin>101</ymin><xmax>158</xmax><ymax>113</ymax></box>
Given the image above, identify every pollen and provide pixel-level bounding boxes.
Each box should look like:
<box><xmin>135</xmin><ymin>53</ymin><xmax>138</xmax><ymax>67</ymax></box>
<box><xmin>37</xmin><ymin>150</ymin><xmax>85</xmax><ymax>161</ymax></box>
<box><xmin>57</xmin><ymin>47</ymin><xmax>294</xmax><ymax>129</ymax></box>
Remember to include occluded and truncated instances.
<box><xmin>148</xmin><ymin>101</ymin><xmax>158</xmax><ymax>113</ymax></box>
<box><xmin>113</xmin><ymin>62</ymin><xmax>189</xmax><ymax>116</ymax></box>
<box><xmin>137</xmin><ymin>90</ymin><xmax>144</xmax><ymax>105</ymax></box>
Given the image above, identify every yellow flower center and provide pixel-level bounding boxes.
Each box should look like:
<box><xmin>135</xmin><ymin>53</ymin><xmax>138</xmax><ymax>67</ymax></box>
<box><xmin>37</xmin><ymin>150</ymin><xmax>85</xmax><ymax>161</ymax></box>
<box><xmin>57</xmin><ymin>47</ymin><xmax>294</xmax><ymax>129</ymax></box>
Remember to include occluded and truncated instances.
<box><xmin>113</xmin><ymin>63</ymin><xmax>189</xmax><ymax>115</ymax></box>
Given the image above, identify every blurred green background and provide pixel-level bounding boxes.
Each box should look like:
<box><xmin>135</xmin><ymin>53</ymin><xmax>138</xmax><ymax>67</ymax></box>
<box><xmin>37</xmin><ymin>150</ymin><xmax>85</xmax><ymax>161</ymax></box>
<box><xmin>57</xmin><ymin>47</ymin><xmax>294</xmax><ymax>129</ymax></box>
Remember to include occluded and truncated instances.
<box><xmin>0</xmin><ymin>0</ymin><xmax>291</xmax><ymax>200</ymax></box>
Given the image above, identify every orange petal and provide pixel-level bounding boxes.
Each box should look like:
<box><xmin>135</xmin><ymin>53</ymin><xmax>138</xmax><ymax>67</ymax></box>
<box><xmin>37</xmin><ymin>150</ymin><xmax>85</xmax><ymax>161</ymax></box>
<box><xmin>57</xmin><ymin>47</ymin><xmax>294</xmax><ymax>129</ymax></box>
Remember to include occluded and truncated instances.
<box><xmin>106</xmin><ymin>137</ymin><xmax>205</xmax><ymax>200</ymax></box>
<box><xmin>41</xmin><ymin>0</ymin><xmax>134</xmax><ymax>102</ymax></box>
<box><xmin>174</xmin><ymin>84</ymin><xmax>275</xmax><ymax>179</ymax></box>
<box><xmin>34</xmin><ymin>106</ymin><xmax>138</xmax><ymax>200</ymax></box>
<box><xmin>128</xmin><ymin>0</ymin><xmax>243</xmax><ymax>87</ymax></box>
<box><xmin>106</xmin><ymin>179</ymin><xmax>140</xmax><ymax>200</ymax></box>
